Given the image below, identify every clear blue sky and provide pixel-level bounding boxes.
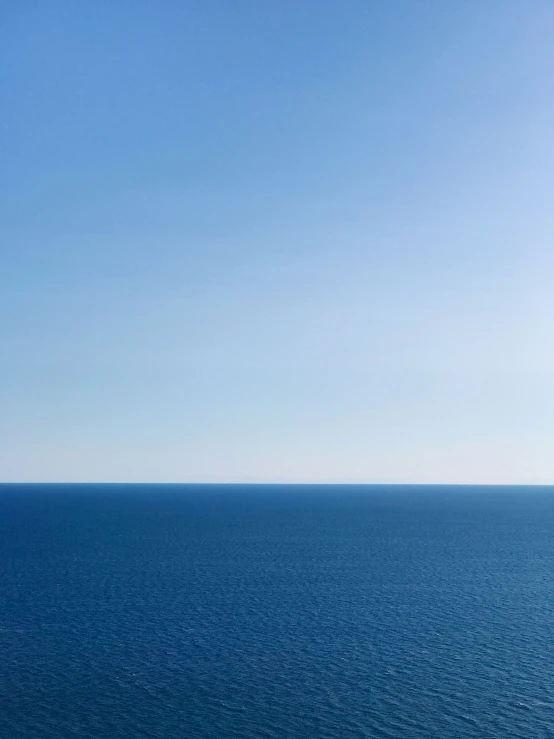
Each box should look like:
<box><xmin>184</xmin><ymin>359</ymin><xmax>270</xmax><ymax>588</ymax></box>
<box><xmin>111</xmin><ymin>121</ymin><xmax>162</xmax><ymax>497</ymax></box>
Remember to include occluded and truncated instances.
<box><xmin>2</xmin><ymin>1</ymin><xmax>553</xmax><ymax>483</ymax></box>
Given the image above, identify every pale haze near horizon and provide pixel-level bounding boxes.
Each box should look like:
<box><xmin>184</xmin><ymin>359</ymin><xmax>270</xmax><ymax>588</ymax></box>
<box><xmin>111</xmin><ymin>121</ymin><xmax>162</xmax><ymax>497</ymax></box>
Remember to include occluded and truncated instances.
<box><xmin>2</xmin><ymin>2</ymin><xmax>553</xmax><ymax>484</ymax></box>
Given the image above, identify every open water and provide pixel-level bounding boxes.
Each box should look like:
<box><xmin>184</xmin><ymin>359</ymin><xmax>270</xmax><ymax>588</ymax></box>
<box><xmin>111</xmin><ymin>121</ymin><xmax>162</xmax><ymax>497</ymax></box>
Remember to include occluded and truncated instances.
<box><xmin>1</xmin><ymin>484</ymin><xmax>554</xmax><ymax>737</ymax></box>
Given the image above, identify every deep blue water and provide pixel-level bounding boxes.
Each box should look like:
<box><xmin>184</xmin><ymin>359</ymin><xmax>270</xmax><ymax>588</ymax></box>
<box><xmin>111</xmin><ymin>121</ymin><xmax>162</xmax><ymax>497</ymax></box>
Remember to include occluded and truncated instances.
<box><xmin>1</xmin><ymin>484</ymin><xmax>554</xmax><ymax>738</ymax></box>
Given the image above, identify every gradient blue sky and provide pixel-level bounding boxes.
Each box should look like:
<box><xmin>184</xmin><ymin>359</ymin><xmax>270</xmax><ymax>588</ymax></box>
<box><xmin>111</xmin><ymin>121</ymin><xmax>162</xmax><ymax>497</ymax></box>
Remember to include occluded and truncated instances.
<box><xmin>2</xmin><ymin>1</ymin><xmax>553</xmax><ymax>483</ymax></box>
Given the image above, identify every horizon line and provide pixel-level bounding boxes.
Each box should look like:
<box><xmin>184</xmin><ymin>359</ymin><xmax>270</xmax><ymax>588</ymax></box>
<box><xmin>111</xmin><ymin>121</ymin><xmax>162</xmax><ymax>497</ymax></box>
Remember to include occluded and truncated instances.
<box><xmin>1</xmin><ymin>481</ymin><xmax>553</xmax><ymax>488</ymax></box>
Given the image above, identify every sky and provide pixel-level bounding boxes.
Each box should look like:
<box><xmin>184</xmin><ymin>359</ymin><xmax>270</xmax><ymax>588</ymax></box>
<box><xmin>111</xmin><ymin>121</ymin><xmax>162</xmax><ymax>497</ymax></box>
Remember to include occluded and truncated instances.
<box><xmin>1</xmin><ymin>1</ymin><xmax>553</xmax><ymax>484</ymax></box>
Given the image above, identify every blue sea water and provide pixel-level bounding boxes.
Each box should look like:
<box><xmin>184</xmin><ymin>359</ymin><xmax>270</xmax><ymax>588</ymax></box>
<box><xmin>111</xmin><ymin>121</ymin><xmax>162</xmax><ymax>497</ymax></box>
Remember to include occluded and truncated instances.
<box><xmin>1</xmin><ymin>485</ymin><xmax>554</xmax><ymax>738</ymax></box>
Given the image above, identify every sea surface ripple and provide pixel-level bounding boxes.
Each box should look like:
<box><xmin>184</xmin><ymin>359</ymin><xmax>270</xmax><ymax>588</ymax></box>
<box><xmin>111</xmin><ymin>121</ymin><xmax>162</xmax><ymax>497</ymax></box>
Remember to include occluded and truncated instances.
<box><xmin>1</xmin><ymin>484</ymin><xmax>554</xmax><ymax>738</ymax></box>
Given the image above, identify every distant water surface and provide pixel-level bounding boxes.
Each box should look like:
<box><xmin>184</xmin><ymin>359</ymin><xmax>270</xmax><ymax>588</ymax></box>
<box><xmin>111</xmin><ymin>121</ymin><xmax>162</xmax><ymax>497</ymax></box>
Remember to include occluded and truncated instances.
<box><xmin>1</xmin><ymin>484</ymin><xmax>554</xmax><ymax>738</ymax></box>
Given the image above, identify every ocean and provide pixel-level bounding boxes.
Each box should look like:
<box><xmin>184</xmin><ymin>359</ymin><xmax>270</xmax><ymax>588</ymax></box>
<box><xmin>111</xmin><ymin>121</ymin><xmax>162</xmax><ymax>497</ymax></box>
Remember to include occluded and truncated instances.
<box><xmin>1</xmin><ymin>484</ymin><xmax>553</xmax><ymax>738</ymax></box>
